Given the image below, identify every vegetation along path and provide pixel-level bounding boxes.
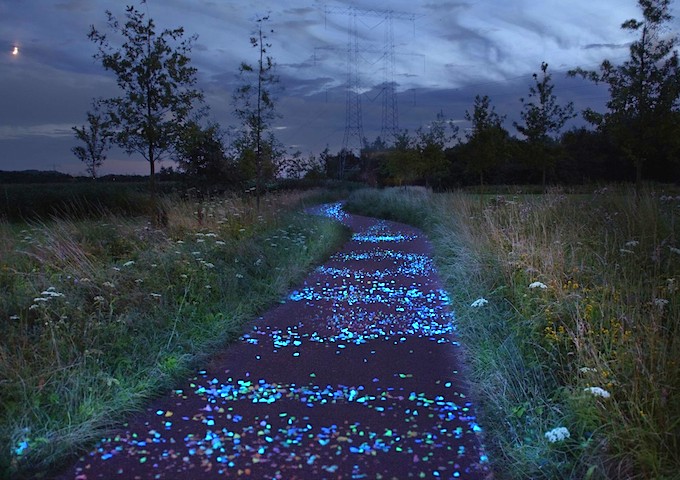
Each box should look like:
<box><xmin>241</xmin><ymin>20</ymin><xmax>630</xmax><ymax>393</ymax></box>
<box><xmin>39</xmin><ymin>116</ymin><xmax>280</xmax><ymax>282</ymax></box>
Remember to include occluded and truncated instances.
<box><xmin>59</xmin><ymin>203</ymin><xmax>490</xmax><ymax>479</ymax></box>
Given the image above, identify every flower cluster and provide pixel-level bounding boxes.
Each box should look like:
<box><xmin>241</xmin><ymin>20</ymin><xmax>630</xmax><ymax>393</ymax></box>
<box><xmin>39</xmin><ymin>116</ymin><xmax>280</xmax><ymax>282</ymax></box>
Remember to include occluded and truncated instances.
<box><xmin>470</xmin><ymin>298</ymin><xmax>488</xmax><ymax>308</ymax></box>
<box><xmin>544</xmin><ymin>427</ymin><xmax>570</xmax><ymax>443</ymax></box>
<box><xmin>584</xmin><ymin>386</ymin><xmax>611</xmax><ymax>398</ymax></box>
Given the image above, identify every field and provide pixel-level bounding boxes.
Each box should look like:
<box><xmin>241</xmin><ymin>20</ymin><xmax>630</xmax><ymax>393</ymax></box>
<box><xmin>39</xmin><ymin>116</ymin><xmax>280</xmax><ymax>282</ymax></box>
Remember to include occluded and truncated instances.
<box><xmin>346</xmin><ymin>186</ymin><xmax>680</xmax><ymax>479</ymax></box>
<box><xmin>0</xmin><ymin>188</ymin><xmax>350</xmax><ymax>478</ymax></box>
<box><xmin>2</xmin><ymin>183</ymin><xmax>678</xmax><ymax>479</ymax></box>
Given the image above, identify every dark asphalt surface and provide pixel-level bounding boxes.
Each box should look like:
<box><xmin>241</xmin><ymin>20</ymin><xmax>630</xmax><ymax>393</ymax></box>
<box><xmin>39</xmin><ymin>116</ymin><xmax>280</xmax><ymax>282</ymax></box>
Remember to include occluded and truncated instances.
<box><xmin>57</xmin><ymin>203</ymin><xmax>491</xmax><ymax>479</ymax></box>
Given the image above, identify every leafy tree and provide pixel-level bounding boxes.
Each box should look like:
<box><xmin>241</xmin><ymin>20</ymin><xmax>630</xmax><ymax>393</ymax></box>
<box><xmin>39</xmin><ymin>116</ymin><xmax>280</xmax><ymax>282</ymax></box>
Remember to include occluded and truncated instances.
<box><xmin>88</xmin><ymin>2</ymin><xmax>204</xmax><ymax>192</ymax></box>
<box><xmin>384</xmin><ymin>130</ymin><xmax>419</xmax><ymax>186</ymax></box>
<box><xmin>233</xmin><ymin>15</ymin><xmax>279</xmax><ymax>208</ymax></box>
<box><xmin>569</xmin><ymin>0</ymin><xmax>680</xmax><ymax>185</ymax></box>
<box><xmin>463</xmin><ymin>95</ymin><xmax>508</xmax><ymax>187</ymax></box>
<box><xmin>72</xmin><ymin>101</ymin><xmax>111</xmax><ymax>179</ymax></box>
<box><xmin>414</xmin><ymin>111</ymin><xmax>459</xmax><ymax>187</ymax></box>
<box><xmin>515</xmin><ymin>62</ymin><xmax>575</xmax><ymax>188</ymax></box>
<box><xmin>175</xmin><ymin>121</ymin><xmax>231</xmax><ymax>184</ymax></box>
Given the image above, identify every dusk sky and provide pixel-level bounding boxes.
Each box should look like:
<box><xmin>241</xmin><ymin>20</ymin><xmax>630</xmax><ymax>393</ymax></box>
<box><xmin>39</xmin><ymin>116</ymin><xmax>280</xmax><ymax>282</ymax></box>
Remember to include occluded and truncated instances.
<box><xmin>1</xmin><ymin>0</ymin><xmax>678</xmax><ymax>175</ymax></box>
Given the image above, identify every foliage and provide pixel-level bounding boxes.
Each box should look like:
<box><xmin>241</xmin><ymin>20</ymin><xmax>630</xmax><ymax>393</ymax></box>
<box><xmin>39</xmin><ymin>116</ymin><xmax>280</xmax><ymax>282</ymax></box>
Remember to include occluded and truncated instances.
<box><xmin>462</xmin><ymin>95</ymin><xmax>509</xmax><ymax>187</ymax></box>
<box><xmin>383</xmin><ymin>131</ymin><xmax>419</xmax><ymax>186</ymax></box>
<box><xmin>569</xmin><ymin>0</ymin><xmax>680</xmax><ymax>185</ymax></box>
<box><xmin>0</xmin><ymin>190</ymin><xmax>349</xmax><ymax>478</ymax></box>
<box><xmin>175</xmin><ymin>121</ymin><xmax>235</xmax><ymax>185</ymax></box>
<box><xmin>88</xmin><ymin>2</ymin><xmax>205</xmax><ymax>190</ymax></box>
<box><xmin>232</xmin><ymin>15</ymin><xmax>280</xmax><ymax>208</ymax></box>
<box><xmin>515</xmin><ymin>62</ymin><xmax>575</xmax><ymax>188</ymax></box>
<box><xmin>414</xmin><ymin>111</ymin><xmax>459</xmax><ymax>188</ymax></box>
<box><xmin>71</xmin><ymin>101</ymin><xmax>111</xmax><ymax>179</ymax></box>
<box><xmin>346</xmin><ymin>186</ymin><xmax>680</xmax><ymax>479</ymax></box>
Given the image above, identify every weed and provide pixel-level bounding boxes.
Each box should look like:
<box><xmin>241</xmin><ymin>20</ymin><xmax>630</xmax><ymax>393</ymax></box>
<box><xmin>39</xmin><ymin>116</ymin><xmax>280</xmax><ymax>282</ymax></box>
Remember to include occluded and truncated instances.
<box><xmin>0</xmin><ymin>190</ymin><xmax>349</xmax><ymax>478</ymax></box>
<box><xmin>346</xmin><ymin>186</ymin><xmax>680</xmax><ymax>479</ymax></box>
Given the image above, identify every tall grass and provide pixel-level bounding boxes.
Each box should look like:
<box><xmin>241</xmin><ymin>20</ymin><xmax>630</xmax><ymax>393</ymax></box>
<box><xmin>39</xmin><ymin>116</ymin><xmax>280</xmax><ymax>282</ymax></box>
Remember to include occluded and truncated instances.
<box><xmin>346</xmin><ymin>186</ymin><xmax>680</xmax><ymax>479</ymax></box>
<box><xmin>0</xmin><ymin>190</ymin><xmax>349</xmax><ymax>479</ymax></box>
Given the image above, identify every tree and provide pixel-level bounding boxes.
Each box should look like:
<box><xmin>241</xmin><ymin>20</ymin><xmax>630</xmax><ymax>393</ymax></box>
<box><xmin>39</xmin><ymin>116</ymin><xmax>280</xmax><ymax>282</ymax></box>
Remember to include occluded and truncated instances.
<box><xmin>569</xmin><ymin>0</ymin><xmax>680</xmax><ymax>186</ymax></box>
<box><xmin>414</xmin><ymin>111</ymin><xmax>459</xmax><ymax>187</ymax></box>
<box><xmin>463</xmin><ymin>95</ymin><xmax>508</xmax><ymax>187</ymax></box>
<box><xmin>384</xmin><ymin>130</ymin><xmax>419</xmax><ymax>186</ymax></box>
<box><xmin>88</xmin><ymin>2</ymin><xmax>204</xmax><ymax>192</ymax></box>
<box><xmin>72</xmin><ymin>101</ymin><xmax>110</xmax><ymax>179</ymax></box>
<box><xmin>515</xmin><ymin>62</ymin><xmax>575</xmax><ymax>188</ymax></box>
<box><xmin>233</xmin><ymin>15</ymin><xmax>279</xmax><ymax>209</ymax></box>
<box><xmin>175</xmin><ymin>121</ymin><xmax>231</xmax><ymax>184</ymax></box>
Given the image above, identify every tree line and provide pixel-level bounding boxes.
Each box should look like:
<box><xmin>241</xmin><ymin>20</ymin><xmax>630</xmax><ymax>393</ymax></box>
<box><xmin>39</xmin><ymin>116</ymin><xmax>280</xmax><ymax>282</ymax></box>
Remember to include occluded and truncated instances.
<box><xmin>73</xmin><ymin>0</ymin><xmax>680</xmax><ymax>192</ymax></box>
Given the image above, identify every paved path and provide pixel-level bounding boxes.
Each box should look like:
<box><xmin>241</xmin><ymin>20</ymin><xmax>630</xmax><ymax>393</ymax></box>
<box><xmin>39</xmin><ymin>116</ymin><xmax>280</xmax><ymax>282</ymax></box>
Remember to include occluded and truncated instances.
<box><xmin>59</xmin><ymin>204</ymin><xmax>490</xmax><ymax>479</ymax></box>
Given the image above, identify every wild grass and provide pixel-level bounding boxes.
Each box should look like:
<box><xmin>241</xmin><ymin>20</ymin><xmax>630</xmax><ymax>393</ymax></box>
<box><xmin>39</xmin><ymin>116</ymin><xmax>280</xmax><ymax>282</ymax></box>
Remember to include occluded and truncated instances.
<box><xmin>346</xmin><ymin>186</ymin><xmax>680</xmax><ymax>479</ymax></box>
<box><xmin>0</xmin><ymin>190</ymin><xmax>349</xmax><ymax>479</ymax></box>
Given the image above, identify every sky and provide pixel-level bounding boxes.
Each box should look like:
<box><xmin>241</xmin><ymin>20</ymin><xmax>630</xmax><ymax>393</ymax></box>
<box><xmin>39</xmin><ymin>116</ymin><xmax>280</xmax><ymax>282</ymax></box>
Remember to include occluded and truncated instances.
<box><xmin>1</xmin><ymin>0</ymin><xmax>678</xmax><ymax>175</ymax></box>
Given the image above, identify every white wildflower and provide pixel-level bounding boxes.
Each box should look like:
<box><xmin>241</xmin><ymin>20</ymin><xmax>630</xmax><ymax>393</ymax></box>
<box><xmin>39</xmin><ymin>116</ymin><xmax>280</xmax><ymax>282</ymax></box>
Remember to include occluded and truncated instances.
<box><xmin>135</xmin><ymin>279</ymin><xmax>143</xmax><ymax>284</ymax></box>
<box><xmin>579</xmin><ymin>367</ymin><xmax>597</xmax><ymax>374</ymax></box>
<box><xmin>151</xmin><ymin>263</ymin><xmax>158</xmax><ymax>268</ymax></box>
<box><xmin>624</xmin><ymin>240</ymin><xmax>639</xmax><ymax>248</ymax></box>
<box><xmin>205</xmin><ymin>233</ymin><xmax>217</xmax><ymax>238</ymax></box>
<box><xmin>215</xmin><ymin>240</ymin><xmax>226</xmax><ymax>246</ymax></box>
<box><xmin>29</xmin><ymin>304</ymin><xmax>41</xmax><ymax>310</ymax></box>
<box><xmin>122</xmin><ymin>260</ymin><xmax>135</xmax><ymax>267</ymax></box>
<box><xmin>470</xmin><ymin>298</ymin><xmax>488</xmax><ymax>308</ymax></box>
<box><xmin>102</xmin><ymin>281</ymin><xmax>115</xmax><ymax>289</ymax></box>
<box><xmin>180</xmin><ymin>274</ymin><xmax>188</xmax><ymax>279</ymax></box>
<box><xmin>149</xmin><ymin>293</ymin><xmax>162</xmax><ymax>299</ymax></box>
<box><xmin>528</xmin><ymin>281</ymin><xmax>548</xmax><ymax>289</ymax></box>
<box><xmin>32</xmin><ymin>297</ymin><xmax>49</xmax><ymax>303</ymax></box>
<box><xmin>236</xmin><ymin>273</ymin><xmax>244</xmax><ymax>279</ymax></box>
<box><xmin>197</xmin><ymin>239</ymin><xmax>205</xmax><ymax>243</ymax></box>
<box><xmin>619</xmin><ymin>249</ymin><xmax>634</xmax><ymax>255</ymax></box>
<box><xmin>93</xmin><ymin>296</ymin><xmax>105</xmax><ymax>302</ymax></box>
<box><xmin>40</xmin><ymin>289</ymin><xmax>64</xmax><ymax>297</ymax></box>
<box><xmin>9</xmin><ymin>315</ymin><xmax>20</xmax><ymax>320</ymax></box>
<box><xmin>203</xmin><ymin>262</ymin><xmax>215</xmax><ymax>269</ymax></box>
<box><xmin>112</xmin><ymin>266</ymin><xmax>121</xmax><ymax>271</ymax></box>
<box><xmin>176</xmin><ymin>240</ymin><xmax>185</xmax><ymax>244</ymax></box>
<box><xmin>544</xmin><ymin>427</ymin><xmax>570</xmax><ymax>443</ymax></box>
<box><xmin>192</xmin><ymin>251</ymin><xmax>201</xmax><ymax>256</ymax></box>
<box><xmin>670</xmin><ymin>247</ymin><xmax>680</xmax><ymax>255</ymax></box>
<box><xmin>584</xmin><ymin>386</ymin><xmax>611</xmax><ymax>398</ymax></box>
<box><xmin>653</xmin><ymin>298</ymin><xmax>669</xmax><ymax>309</ymax></box>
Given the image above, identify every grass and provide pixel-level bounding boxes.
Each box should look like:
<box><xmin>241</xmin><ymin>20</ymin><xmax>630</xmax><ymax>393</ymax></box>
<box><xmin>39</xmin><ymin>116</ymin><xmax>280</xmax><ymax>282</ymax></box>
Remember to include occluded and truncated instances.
<box><xmin>345</xmin><ymin>185</ymin><xmax>680</xmax><ymax>479</ymax></box>
<box><xmin>0</xmin><ymin>189</ymin><xmax>350</xmax><ymax>479</ymax></box>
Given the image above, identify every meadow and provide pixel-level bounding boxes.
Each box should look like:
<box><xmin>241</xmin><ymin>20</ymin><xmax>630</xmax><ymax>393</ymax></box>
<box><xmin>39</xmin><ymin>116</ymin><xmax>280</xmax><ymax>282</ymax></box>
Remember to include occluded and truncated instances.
<box><xmin>0</xmin><ymin>188</ymin><xmax>349</xmax><ymax>478</ymax></box>
<box><xmin>346</xmin><ymin>186</ymin><xmax>680</xmax><ymax>479</ymax></box>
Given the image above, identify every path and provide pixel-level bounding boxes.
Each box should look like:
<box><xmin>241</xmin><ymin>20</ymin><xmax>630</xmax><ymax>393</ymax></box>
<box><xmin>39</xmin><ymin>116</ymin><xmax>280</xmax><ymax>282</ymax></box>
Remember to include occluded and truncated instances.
<box><xmin>58</xmin><ymin>203</ymin><xmax>490</xmax><ymax>479</ymax></box>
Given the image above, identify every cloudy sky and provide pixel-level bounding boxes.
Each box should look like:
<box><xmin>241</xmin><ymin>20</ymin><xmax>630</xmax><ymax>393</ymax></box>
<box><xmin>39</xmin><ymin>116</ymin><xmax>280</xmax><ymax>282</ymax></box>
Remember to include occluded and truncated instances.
<box><xmin>1</xmin><ymin>0</ymin><xmax>677</xmax><ymax>175</ymax></box>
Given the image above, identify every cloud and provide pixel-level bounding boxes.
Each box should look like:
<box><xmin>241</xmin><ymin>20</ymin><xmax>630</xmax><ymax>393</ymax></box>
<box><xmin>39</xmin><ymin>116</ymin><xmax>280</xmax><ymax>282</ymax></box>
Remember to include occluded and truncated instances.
<box><xmin>0</xmin><ymin>124</ymin><xmax>75</xmax><ymax>140</ymax></box>
<box><xmin>583</xmin><ymin>43</ymin><xmax>630</xmax><ymax>50</ymax></box>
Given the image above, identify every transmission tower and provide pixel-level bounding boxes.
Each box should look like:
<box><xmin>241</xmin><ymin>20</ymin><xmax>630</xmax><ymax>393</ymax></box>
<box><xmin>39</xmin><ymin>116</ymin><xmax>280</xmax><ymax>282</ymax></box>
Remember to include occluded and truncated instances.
<box><xmin>323</xmin><ymin>5</ymin><xmax>418</xmax><ymax>177</ymax></box>
<box><xmin>342</xmin><ymin>10</ymin><xmax>363</xmax><ymax>164</ymax></box>
<box><xmin>381</xmin><ymin>12</ymin><xmax>398</xmax><ymax>141</ymax></box>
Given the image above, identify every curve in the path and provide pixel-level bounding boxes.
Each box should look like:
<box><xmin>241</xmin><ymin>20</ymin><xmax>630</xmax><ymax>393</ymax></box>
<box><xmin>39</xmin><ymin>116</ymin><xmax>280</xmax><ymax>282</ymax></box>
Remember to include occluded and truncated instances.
<box><xmin>59</xmin><ymin>203</ymin><xmax>491</xmax><ymax>480</ymax></box>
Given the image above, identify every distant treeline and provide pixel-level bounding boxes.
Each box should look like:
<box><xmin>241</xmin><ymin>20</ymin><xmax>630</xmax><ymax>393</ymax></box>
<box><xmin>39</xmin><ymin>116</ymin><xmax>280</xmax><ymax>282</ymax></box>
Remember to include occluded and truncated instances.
<box><xmin>0</xmin><ymin>170</ymin><xmax>178</xmax><ymax>184</ymax></box>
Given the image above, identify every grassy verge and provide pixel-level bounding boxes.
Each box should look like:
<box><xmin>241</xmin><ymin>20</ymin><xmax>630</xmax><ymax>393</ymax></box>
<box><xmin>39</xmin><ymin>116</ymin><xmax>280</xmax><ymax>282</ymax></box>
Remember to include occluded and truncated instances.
<box><xmin>345</xmin><ymin>186</ymin><xmax>680</xmax><ymax>479</ymax></box>
<box><xmin>0</xmin><ymin>190</ymin><xmax>350</xmax><ymax>479</ymax></box>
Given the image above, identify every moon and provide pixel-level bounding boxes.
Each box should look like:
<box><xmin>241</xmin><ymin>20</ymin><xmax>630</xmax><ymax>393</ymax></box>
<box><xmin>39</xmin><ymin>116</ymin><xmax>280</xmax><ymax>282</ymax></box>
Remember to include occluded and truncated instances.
<box><xmin>12</xmin><ymin>46</ymin><xmax>19</xmax><ymax>55</ymax></box>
